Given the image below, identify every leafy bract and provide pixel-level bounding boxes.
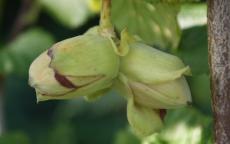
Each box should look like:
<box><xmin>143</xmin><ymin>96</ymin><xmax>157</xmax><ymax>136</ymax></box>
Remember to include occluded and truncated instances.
<box><xmin>112</xmin><ymin>0</ymin><xmax>181</xmax><ymax>50</ymax></box>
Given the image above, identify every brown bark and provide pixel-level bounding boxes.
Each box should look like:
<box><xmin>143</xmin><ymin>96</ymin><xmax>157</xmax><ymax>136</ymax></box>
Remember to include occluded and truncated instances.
<box><xmin>208</xmin><ymin>0</ymin><xmax>230</xmax><ymax>144</ymax></box>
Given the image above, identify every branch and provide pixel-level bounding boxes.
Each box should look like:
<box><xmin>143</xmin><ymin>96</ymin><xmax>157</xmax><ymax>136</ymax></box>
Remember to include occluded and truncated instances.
<box><xmin>208</xmin><ymin>0</ymin><xmax>230</xmax><ymax>143</ymax></box>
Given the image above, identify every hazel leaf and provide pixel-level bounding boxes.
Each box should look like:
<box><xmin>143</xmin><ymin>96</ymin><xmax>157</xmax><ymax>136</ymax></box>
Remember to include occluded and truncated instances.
<box><xmin>112</xmin><ymin>0</ymin><xmax>181</xmax><ymax>50</ymax></box>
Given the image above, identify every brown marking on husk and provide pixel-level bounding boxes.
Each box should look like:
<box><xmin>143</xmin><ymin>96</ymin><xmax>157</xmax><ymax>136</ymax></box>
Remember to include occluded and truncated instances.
<box><xmin>47</xmin><ymin>48</ymin><xmax>77</xmax><ymax>89</ymax></box>
<box><xmin>45</xmin><ymin>45</ymin><xmax>106</xmax><ymax>96</ymax></box>
<box><xmin>40</xmin><ymin>74</ymin><xmax>105</xmax><ymax>97</ymax></box>
<box><xmin>54</xmin><ymin>72</ymin><xmax>76</xmax><ymax>89</ymax></box>
<box><xmin>47</xmin><ymin>48</ymin><xmax>53</xmax><ymax>59</ymax></box>
<box><xmin>159</xmin><ymin>109</ymin><xmax>167</xmax><ymax>120</ymax></box>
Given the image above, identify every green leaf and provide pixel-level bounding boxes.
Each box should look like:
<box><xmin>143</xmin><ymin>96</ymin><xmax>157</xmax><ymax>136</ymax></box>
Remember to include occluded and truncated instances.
<box><xmin>143</xmin><ymin>107</ymin><xmax>213</xmax><ymax>144</ymax></box>
<box><xmin>112</xmin><ymin>0</ymin><xmax>181</xmax><ymax>50</ymax></box>
<box><xmin>146</xmin><ymin>0</ymin><xmax>201</xmax><ymax>3</ymax></box>
<box><xmin>47</xmin><ymin>123</ymin><xmax>76</xmax><ymax>144</ymax></box>
<box><xmin>54</xmin><ymin>90</ymin><xmax>126</xmax><ymax>121</ymax></box>
<box><xmin>0</xmin><ymin>28</ymin><xmax>54</xmax><ymax>76</ymax></box>
<box><xmin>176</xmin><ymin>25</ymin><xmax>210</xmax><ymax>114</ymax></box>
<box><xmin>178</xmin><ymin>3</ymin><xmax>207</xmax><ymax>29</ymax></box>
<box><xmin>0</xmin><ymin>50</ymin><xmax>12</xmax><ymax>74</ymax></box>
<box><xmin>188</xmin><ymin>74</ymin><xmax>212</xmax><ymax>115</ymax></box>
<box><xmin>0</xmin><ymin>132</ymin><xmax>30</xmax><ymax>144</ymax></box>
<box><xmin>39</xmin><ymin>0</ymin><xmax>96</xmax><ymax>28</ymax></box>
<box><xmin>113</xmin><ymin>128</ymin><xmax>140</xmax><ymax>144</ymax></box>
<box><xmin>176</xmin><ymin>26</ymin><xmax>208</xmax><ymax>75</ymax></box>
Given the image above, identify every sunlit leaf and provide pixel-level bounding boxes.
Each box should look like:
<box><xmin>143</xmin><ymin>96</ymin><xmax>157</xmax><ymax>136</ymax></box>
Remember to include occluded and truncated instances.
<box><xmin>178</xmin><ymin>3</ymin><xmax>207</xmax><ymax>29</ymax></box>
<box><xmin>112</xmin><ymin>0</ymin><xmax>181</xmax><ymax>50</ymax></box>
<box><xmin>143</xmin><ymin>107</ymin><xmax>213</xmax><ymax>144</ymax></box>
<box><xmin>87</xmin><ymin>0</ymin><xmax>101</xmax><ymax>12</ymax></box>
<box><xmin>145</xmin><ymin>0</ymin><xmax>201</xmax><ymax>3</ymax></box>
<box><xmin>39</xmin><ymin>0</ymin><xmax>98</xmax><ymax>28</ymax></box>
<box><xmin>0</xmin><ymin>28</ymin><xmax>54</xmax><ymax>76</ymax></box>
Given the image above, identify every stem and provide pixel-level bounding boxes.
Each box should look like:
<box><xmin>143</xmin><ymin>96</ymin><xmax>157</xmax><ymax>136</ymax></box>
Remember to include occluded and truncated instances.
<box><xmin>208</xmin><ymin>0</ymin><xmax>230</xmax><ymax>143</ymax></box>
<box><xmin>99</xmin><ymin>0</ymin><xmax>115</xmax><ymax>37</ymax></box>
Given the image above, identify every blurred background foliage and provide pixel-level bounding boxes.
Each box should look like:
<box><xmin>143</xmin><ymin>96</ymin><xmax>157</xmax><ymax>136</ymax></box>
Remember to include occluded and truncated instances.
<box><xmin>0</xmin><ymin>0</ymin><xmax>212</xmax><ymax>144</ymax></box>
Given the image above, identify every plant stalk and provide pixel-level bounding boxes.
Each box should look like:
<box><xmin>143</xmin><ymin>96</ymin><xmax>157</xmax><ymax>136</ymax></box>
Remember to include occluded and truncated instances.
<box><xmin>99</xmin><ymin>0</ymin><xmax>115</xmax><ymax>37</ymax></box>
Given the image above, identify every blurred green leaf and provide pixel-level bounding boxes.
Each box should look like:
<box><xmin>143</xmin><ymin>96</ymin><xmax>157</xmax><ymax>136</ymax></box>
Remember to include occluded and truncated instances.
<box><xmin>0</xmin><ymin>132</ymin><xmax>30</xmax><ymax>144</ymax></box>
<box><xmin>39</xmin><ymin>0</ymin><xmax>97</xmax><ymax>28</ymax></box>
<box><xmin>54</xmin><ymin>91</ymin><xmax>126</xmax><ymax>121</ymax></box>
<box><xmin>145</xmin><ymin>0</ymin><xmax>201</xmax><ymax>3</ymax></box>
<box><xmin>112</xmin><ymin>0</ymin><xmax>181</xmax><ymax>50</ymax></box>
<box><xmin>0</xmin><ymin>28</ymin><xmax>54</xmax><ymax>76</ymax></box>
<box><xmin>178</xmin><ymin>3</ymin><xmax>207</xmax><ymax>29</ymax></box>
<box><xmin>4</xmin><ymin>75</ymin><xmax>60</xmax><ymax>144</ymax></box>
<box><xmin>143</xmin><ymin>107</ymin><xmax>213</xmax><ymax>144</ymax></box>
<box><xmin>177</xmin><ymin>26</ymin><xmax>208</xmax><ymax>75</ymax></box>
<box><xmin>164</xmin><ymin>107</ymin><xmax>212</xmax><ymax>128</ymax></box>
<box><xmin>47</xmin><ymin>123</ymin><xmax>76</xmax><ymax>144</ymax></box>
<box><xmin>188</xmin><ymin>74</ymin><xmax>212</xmax><ymax>115</ymax></box>
<box><xmin>113</xmin><ymin>128</ymin><xmax>140</xmax><ymax>144</ymax></box>
<box><xmin>23</xmin><ymin>2</ymin><xmax>41</xmax><ymax>26</ymax></box>
<box><xmin>0</xmin><ymin>50</ymin><xmax>12</xmax><ymax>74</ymax></box>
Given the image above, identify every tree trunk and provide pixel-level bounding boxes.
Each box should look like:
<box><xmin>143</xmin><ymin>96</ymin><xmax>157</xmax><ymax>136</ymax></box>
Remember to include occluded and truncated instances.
<box><xmin>208</xmin><ymin>0</ymin><xmax>230</xmax><ymax>143</ymax></box>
